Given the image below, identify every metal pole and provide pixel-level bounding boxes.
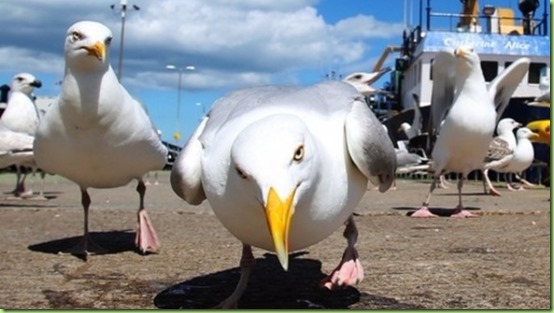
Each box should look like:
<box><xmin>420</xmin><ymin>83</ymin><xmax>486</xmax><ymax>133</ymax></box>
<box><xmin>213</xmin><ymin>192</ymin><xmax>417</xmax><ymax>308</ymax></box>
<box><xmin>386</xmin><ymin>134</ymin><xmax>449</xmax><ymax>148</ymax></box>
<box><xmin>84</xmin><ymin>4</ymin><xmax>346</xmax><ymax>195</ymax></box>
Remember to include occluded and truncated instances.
<box><xmin>426</xmin><ymin>0</ymin><xmax>431</xmax><ymax>31</ymax></box>
<box><xmin>543</xmin><ymin>0</ymin><xmax>548</xmax><ymax>35</ymax></box>
<box><xmin>117</xmin><ymin>0</ymin><xmax>127</xmax><ymax>81</ymax></box>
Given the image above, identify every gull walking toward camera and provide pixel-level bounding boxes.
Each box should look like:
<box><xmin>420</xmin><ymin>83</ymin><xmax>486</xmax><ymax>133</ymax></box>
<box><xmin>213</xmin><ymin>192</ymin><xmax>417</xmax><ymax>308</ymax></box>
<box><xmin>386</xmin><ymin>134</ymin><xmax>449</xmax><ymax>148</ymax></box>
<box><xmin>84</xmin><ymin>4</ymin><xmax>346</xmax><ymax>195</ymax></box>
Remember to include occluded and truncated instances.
<box><xmin>34</xmin><ymin>21</ymin><xmax>168</xmax><ymax>257</ymax></box>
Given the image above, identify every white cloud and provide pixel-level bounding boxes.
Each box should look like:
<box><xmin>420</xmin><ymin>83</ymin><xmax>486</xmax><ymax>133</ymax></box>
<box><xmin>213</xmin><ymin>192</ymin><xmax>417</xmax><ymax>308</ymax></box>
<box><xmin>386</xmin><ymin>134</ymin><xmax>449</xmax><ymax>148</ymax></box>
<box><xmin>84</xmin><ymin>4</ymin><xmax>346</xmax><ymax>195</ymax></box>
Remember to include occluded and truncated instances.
<box><xmin>0</xmin><ymin>0</ymin><xmax>403</xmax><ymax>91</ymax></box>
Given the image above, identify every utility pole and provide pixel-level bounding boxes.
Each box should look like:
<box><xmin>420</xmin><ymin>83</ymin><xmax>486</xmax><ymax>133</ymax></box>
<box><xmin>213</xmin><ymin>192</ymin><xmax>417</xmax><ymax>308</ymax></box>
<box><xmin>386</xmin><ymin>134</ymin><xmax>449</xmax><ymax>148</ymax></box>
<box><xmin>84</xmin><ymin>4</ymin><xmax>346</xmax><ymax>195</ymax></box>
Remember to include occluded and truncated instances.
<box><xmin>110</xmin><ymin>0</ymin><xmax>140</xmax><ymax>81</ymax></box>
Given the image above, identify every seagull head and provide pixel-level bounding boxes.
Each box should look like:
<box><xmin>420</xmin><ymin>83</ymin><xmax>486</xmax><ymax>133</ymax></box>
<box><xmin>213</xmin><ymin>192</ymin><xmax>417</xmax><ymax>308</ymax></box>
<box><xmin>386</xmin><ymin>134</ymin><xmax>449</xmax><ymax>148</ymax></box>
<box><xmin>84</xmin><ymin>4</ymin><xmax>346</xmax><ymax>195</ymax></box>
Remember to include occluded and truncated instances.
<box><xmin>496</xmin><ymin>118</ymin><xmax>522</xmax><ymax>134</ymax></box>
<box><xmin>10</xmin><ymin>73</ymin><xmax>42</xmax><ymax>95</ymax></box>
<box><xmin>526</xmin><ymin>120</ymin><xmax>550</xmax><ymax>145</ymax></box>
<box><xmin>64</xmin><ymin>21</ymin><xmax>113</xmax><ymax>70</ymax></box>
<box><xmin>454</xmin><ymin>46</ymin><xmax>480</xmax><ymax>70</ymax></box>
<box><xmin>230</xmin><ymin>114</ymin><xmax>318</xmax><ymax>271</ymax></box>
<box><xmin>516</xmin><ymin>127</ymin><xmax>540</xmax><ymax>141</ymax></box>
<box><xmin>343</xmin><ymin>72</ymin><xmax>378</xmax><ymax>96</ymax></box>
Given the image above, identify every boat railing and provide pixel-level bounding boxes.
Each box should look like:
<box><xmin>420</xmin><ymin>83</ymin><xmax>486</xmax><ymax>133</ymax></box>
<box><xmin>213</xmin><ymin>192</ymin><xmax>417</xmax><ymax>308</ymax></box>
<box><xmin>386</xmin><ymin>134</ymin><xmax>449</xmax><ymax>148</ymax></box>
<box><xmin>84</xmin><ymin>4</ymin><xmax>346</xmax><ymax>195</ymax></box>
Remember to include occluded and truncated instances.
<box><xmin>427</xmin><ymin>11</ymin><xmax>548</xmax><ymax>36</ymax></box>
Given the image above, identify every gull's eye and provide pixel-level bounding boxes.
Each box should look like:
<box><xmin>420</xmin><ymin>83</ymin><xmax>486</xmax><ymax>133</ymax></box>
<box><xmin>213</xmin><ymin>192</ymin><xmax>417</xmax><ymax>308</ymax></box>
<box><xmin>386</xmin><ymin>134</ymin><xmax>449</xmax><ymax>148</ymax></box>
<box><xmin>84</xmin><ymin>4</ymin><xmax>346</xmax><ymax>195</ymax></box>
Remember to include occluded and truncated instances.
<box><xmin>71</xmin><ymin>31</ymin><xmax>83</xmax><ymax>41</ymax></box>
<box><xmin>16</xmin><ymin>77</ymin><xmax>24</xmax><ymax>82</ymax></box>
<box><xmin>293</xmin><ymin>145</ymin><xmax>304</xmax><ymax>161</ymax></box>
<box><xmin>235</xmin><ymin>166</ymin><xmax>247</xmax><ymax>179</ymax></box>
<box><xmin>105</xmin><ymin>36</ymin><xmax>112</xmax><ymax>45</ymax></box>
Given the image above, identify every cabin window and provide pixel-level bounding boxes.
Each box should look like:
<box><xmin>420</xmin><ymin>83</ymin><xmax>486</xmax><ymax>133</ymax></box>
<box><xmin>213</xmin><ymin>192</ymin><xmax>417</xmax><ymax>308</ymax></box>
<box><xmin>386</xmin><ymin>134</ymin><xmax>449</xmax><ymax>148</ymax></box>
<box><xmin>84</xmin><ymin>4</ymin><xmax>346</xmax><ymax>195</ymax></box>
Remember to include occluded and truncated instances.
<box><xmin>528</xmin><ymin>63</ymin><xmax>546</xmax><ymax>84</ymax></box>
<box><xmin>481</xmin><ymin>61</ymin><xmax>498</xmax><ymax>82</ymax></box>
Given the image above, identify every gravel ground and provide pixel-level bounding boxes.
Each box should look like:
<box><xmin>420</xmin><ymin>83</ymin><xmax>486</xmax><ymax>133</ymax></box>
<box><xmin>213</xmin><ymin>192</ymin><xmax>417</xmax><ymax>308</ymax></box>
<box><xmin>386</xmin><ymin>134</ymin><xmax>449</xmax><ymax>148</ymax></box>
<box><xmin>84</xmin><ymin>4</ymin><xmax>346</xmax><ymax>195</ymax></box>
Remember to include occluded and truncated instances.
<box><xmin>0</xmin><ymin>171</ymin><xmax>550</xmax><ymax>309</ymax></box>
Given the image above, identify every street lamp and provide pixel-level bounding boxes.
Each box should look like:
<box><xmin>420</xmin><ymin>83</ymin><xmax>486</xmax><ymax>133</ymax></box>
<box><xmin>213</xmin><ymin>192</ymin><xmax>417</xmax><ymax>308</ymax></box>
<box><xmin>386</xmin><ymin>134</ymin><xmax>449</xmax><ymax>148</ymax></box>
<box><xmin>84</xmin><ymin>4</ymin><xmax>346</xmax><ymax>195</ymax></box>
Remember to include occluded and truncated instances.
<box><xmin>166</xmin><ymin>64</ymin><xmax>195</xmax><ymax>142</ymax></box>
<box><xmin>110</xmin><ymin>0</ymin><xmax>140</xmax><ymax>81</ymax></box>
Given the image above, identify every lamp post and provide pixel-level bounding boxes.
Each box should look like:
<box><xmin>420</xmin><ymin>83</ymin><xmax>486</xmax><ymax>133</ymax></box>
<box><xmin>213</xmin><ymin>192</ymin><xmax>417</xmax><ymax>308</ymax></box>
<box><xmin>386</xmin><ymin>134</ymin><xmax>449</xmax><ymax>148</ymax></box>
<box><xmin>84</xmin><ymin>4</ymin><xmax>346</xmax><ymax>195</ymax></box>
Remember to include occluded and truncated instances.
<box><xmin>110</xmin><ymin>0</ymin><xmax>140</xmax><ymax>81</ymax></box>
<box><xmin>166</xmin><ymin>64</ymin><xmax>195</xmax><ymax>142</ymax></box>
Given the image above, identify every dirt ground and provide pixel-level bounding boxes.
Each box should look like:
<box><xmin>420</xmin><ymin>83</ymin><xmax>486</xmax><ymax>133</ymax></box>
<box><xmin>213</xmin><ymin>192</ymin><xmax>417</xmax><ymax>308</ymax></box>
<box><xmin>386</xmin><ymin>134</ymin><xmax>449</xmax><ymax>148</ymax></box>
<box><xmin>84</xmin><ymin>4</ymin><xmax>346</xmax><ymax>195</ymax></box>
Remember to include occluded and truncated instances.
<box><xmin>0</xmin><ymin>171</ymin><xmax>550</xmax><ymax>309</ymax></box>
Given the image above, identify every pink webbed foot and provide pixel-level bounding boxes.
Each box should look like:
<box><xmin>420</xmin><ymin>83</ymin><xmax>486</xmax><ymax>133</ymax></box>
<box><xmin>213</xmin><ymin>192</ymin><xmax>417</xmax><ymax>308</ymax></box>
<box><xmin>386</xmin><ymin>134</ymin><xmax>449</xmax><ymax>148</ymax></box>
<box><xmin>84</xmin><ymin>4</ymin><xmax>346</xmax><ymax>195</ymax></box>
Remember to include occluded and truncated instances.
<box><xmin>410</xmin><ymin>206</ymin><xmax>438</xmax><ymax>218</ymax></box>
<box><xmin>135</xmin><ymin>209</ymin><xmax>160</xmax><ymax>253</ymax></box>
<box><xmin>488</xmin><ymin>187</ymin><xmax>502</xmax><ymax>196</ymax></box>
<box><xmin>450</xmin><ymin>206</ymin><xmax>479</xmax><ymax>218</ymax></box>
<box><xmin>320</xmin><ymin>246</ymin><xmax>364</xmax><ymax>290</ymax></box>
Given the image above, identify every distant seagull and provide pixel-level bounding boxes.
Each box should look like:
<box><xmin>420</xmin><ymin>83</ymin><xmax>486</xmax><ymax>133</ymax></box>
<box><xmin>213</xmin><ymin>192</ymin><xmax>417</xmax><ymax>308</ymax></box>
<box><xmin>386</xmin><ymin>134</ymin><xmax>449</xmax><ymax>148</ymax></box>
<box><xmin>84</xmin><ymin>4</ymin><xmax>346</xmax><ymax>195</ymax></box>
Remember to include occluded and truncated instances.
<box><xmin>482</xmin><ymin>118</ymin><xmax>522</xmax><ymax>196</ymax></box>
<box><xmin>171</xmin><ymin>80</ymin><xmax>396</xmax><ymax>308</ymax></box>
<box><xmin>493</xmin><ymin>127</ymin><xmax>539</xmax><ymax>191</ymax></box>
<box><xmin>0</xmin><ymin>73</ymin><xmax>42</xmax><ymax>197</ymax></box>
<box><xmin>34</xmin><ymin>21</ymin><xmax>168</xmax><ymax>258</ymax></box>
<box><xmin>342</xmin><ymin>67</ymin><xmax>392</xmax><ymax>96</ymax></box>
<box><xmin>412</xmin><ymin>47</ymin><xmax>529</xmax><ymax>218</ymax></box>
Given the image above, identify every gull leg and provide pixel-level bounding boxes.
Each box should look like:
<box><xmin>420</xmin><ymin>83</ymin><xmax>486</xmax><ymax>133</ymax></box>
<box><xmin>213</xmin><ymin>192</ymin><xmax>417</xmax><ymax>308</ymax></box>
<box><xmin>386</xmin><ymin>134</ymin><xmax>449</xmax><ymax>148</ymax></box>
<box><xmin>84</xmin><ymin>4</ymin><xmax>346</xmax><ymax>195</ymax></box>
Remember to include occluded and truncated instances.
<box><xmin>411</xmin><ymin>175</ymin><xmax>439</xmax><ymax>217</ymax></box>
<box><xmin>515</xmin><ymin>173</ymin><xmax>536</xmax><ymax>188</ymax></box>
<box><xmin>438</xmin><ymin>174</ymin><xmax>450</xmax><ymax>189</ymax></box>
<box><xmin>154</xmin><ymin>171</ymin><xmax>160</xmax><ymax>185</ymax></box>
<box><xmin>506</xmin><ymin>173</ymin><xmax>522</xmax><ymax>191</ymax></box>
<box><xmin>320</xmin><ymin>216</ymin><xmax>364</xmax><ymax>289</ymax></box>
<box><xmin>135</xmin><ymin>180</ymin><xmax>160</xmax><ymax>253</ymax></box>
<box><xmin>451</xmin><ymin>176</ymin><xmax>478</xmax><ymax>218</ymax></box>
<box><xmin>483</xmin><ymin>169</ymin><xmax>502</xmax><ymax>196</ymax></box>
<box><xmin>215</xmin><ymin>244</ymin><xmax>255</xmax><ymax>309</ymax></box>
<box><xmin>65</xmin><ymin>188</ymin><xmax>105</xmax><ymax>258</ymax></box>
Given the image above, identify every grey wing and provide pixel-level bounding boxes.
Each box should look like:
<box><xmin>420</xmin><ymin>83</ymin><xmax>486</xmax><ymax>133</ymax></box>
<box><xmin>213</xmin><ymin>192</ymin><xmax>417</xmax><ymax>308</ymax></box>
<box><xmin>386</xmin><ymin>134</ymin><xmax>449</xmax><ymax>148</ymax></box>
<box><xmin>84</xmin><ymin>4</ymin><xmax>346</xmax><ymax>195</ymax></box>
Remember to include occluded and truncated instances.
<box><xmin>484</xmin><ymin>137</ymin><xmax>512</xmax><ymax>163</ymax></box>
<box><xmin>488</xmin><ymin>57</ymin><xmax>530</xmax><ymax>121</ymax></box>
<box><xmin>170</xmin><ymin>116</ymin><xmax>208</xmax><ymax>205</ymax></box>
<box><xmin>345</xmin><ymin>97</ymin><xmax>397</xmax><ymax>192</ymax></box>
<box><xmin>429</xmin><ymin>50</ymin><xmax>457</xmax><ymax>134</ymax></box>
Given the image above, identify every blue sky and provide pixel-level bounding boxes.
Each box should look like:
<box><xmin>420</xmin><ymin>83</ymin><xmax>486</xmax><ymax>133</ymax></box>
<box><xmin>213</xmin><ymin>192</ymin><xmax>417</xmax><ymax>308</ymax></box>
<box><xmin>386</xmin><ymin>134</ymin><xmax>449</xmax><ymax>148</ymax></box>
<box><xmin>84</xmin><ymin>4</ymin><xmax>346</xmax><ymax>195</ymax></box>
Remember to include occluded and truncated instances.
<box><xmin>0</xmin><ymin>0</ymin><xmax>548</xmax><ymax>145</ymax></box>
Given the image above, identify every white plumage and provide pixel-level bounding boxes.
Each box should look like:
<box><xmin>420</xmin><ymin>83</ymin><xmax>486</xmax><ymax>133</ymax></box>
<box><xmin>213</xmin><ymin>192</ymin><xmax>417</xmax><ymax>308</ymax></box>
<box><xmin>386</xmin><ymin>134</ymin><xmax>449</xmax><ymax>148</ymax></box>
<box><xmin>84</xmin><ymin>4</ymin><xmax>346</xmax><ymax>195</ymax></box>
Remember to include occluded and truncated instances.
<box><xmin>412</xmin><ymin>47</ymin><xmax>529</xmax><ymax>218</ymax></box>
<box><xmin>0</xmin><ymin>73</ymin><xmax>42</xmax><ymax>197</ymax></box>
<box><xmin>171</xmin><ymin>80</ymin><xmax>396</xmax><ymax>307</ymax></box>
<box><xmin>482</xmin><ymin>118</ymin><xmax>521</xmax><ymax>196</ymax></box>
<box><xmin>34</xmin><ymin>21</ymin><xmax>168</xmax><ymax>256</ymax></box>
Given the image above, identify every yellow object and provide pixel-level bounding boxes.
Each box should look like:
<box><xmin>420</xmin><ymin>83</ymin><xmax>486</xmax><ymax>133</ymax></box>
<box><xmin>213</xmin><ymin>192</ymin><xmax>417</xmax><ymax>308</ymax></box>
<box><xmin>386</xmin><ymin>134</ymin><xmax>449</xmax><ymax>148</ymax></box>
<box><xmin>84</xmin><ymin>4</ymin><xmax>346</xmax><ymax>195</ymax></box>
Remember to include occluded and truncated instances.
<box><xmin>173</xmin><ymin>131</ymin><xmax>181</xmax><ymax>141</ymax></box>
<box><xmin>526</xmin><ymin>119</ymin><xmax>550</xmax><ymax>145</ymax></box>
<box><xmin>497</xmin><ymin>8</ymin><xmax>524</xmax><ymax>35</ymax></box>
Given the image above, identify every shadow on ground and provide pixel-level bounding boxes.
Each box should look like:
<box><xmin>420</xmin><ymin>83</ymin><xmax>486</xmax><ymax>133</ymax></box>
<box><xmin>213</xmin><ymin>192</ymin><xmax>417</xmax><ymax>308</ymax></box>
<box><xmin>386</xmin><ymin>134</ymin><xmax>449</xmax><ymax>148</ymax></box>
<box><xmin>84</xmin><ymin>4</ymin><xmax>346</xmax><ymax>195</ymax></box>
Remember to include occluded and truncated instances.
<box><xmin>154</xmin><ymin>252</ymin><xmax>424</xmax><ymax>309</ymax></box>
<box><xmin>392</xmin><ymin>206</ymin><xmax>481</xmax><ymax>217</ymax></box>
<box><xmin>28</xmin><ymin>230</ymin><xmax>139</xmax><ymax>260</ymax></box>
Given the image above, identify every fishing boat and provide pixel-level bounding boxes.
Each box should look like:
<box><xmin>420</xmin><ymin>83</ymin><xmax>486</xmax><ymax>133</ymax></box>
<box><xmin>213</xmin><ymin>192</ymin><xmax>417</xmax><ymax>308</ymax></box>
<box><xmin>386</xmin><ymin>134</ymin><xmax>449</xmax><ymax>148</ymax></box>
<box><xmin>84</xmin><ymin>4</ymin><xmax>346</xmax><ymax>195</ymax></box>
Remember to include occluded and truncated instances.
<box><xmin>375</xmin><ymin>0</ymin><xmax>550</xmax><ymax>183</ymax></box>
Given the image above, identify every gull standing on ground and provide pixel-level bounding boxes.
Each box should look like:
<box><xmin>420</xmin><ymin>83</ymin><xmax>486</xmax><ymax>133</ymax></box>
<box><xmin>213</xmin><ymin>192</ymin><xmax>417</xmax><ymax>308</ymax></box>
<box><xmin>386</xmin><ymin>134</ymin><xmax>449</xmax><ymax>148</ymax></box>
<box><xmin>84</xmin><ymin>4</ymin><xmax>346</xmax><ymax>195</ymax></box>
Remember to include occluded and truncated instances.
<box><xmin>34</xmin><ymin>21</ymin><xmax>168</xmax><ymax>257</ymax></box>
<box><xmin>482</xmin><ymin>118</ymin><xmax>521</xmax><ymax>196</ymax></box>
<box><xmin>0</xmin><ymin>73</ymin><xmax>42</xmax><ymax>197</ymax></box>
<box><xmin>171</xmin><ymin>80</ymin><xmax>396</xmax><ymax>308</ymax></box>
<box><xmin>487</xmin><ymin>127</ymin><xmax>538</xmax><ymax>191</ymax></box>
<box><xmin>412</xmin><ymin>47</ymin><xmax>529</xmax><ymax>218</ymax></box>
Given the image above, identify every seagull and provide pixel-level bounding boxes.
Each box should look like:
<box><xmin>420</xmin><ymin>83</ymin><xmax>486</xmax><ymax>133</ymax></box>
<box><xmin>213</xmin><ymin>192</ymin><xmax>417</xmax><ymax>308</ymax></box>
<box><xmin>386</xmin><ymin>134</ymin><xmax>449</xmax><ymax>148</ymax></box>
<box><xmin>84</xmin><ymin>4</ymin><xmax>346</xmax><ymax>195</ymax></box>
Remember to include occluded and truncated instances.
<box><xmin>482</xmin><ymin>118</ymin><xmax>522</xmax><ymax>196</ymax></box>
<box><xmin>398</xmin><ymin>93</ymin><xmax>423</xmax><ymax>140</ymax></box>
<box><xmin>490</xmin><ymin>127</ymin><xmax>539</xmax><ymax>191</ymax></box>
<box><xmin>171</xmin><ymin>80</ymin><xmax>396</xmax><ymax>308</ymax></box>
<box><xmin>34</xmin><ymin>21</ymin><xmax>168</xmax><ymax>257</ymax></box>
<box><xmin>412</xmin><ymin>47</ymin><xmax>529</xmax><ymax>218</ymax></box>
<box><xmin>0</xmin><ymin>73</ymin><xmax>42</xmax><ymax>197</ymax></box>
<box><xmin>342</xmin><ymin>67</ymin><xmax>392</xmax><ymax>96</ymax></box>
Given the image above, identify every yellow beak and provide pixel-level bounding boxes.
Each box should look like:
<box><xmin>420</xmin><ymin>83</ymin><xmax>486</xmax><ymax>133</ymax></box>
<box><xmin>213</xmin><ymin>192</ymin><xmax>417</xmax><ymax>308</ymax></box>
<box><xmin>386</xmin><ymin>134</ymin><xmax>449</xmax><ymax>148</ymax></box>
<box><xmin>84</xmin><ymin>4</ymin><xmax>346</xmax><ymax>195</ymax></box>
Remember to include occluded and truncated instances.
<box><xmin>265</xmin><ymin>187</ymin><xmax>296</xmax><ymax>271</ymax></box>
<box><xmin>85</xmin><ymin>41</ymin><xmax>106</xmax><ymax>62</ymax></box>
